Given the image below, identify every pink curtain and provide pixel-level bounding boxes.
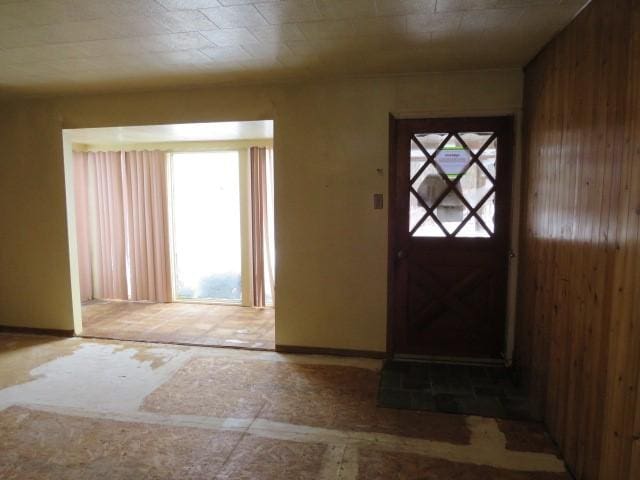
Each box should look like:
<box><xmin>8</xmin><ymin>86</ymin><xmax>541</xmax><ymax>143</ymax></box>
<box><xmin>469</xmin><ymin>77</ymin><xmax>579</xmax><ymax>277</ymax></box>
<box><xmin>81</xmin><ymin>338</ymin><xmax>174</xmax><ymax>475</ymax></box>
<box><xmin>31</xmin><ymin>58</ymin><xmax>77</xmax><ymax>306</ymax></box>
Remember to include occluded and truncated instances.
<box><xmin>73</xmin><ymin>150</ymin><xmax>172</xmax><ymax>303</ymax></box>
<box><xmin>264</xmin><ymin>149</ymin><xmax>275</xmax><ymax>304</ymax></box>
<box><xmin>90</xmin><ymin>151</ymin><xmax>128</xmax><ymax>300</ymax></box>
<box><xmin>73</xmin><ymin>152</ymin><xmax>93</xmax><ymax>301</ymax></box>
<box><xmin>250</xmin><ymin>147</ymin><xmax>266</xmax><ymax>307</ymax></box>
<box><xmin>250</xmin><ymin>147</ymin><xmax>275</xmax><ymax>307</ymax></box>
<box><xmin>123</xmin><ymin>151</ymin><xmax>172</xmax><ymax>303</ymax></box>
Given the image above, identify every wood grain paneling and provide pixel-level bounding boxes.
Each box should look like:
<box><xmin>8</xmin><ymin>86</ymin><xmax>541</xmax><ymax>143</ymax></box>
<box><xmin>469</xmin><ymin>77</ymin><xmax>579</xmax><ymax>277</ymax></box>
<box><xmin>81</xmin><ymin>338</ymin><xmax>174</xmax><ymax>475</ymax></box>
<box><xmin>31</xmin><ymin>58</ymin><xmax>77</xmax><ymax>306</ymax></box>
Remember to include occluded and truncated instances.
<box><xmin>517</xmin><ymin>0</ymin><xmax>640</xmax><ymax>479</ymax></box>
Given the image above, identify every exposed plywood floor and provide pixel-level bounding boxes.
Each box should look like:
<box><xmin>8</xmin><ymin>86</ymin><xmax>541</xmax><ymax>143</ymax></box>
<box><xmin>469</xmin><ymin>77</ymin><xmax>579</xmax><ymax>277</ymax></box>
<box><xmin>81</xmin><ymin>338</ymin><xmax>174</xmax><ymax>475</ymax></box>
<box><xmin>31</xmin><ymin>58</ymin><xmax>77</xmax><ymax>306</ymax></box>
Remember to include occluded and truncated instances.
<box><xmin>0</xmin><ymin>333</ymin><xmax>569</xmax><ymax>479</ymax></box>
<box><xmin>81</xmin><ymin>300</ymin><xmax>274</xmax><ymax>350</ymax></box>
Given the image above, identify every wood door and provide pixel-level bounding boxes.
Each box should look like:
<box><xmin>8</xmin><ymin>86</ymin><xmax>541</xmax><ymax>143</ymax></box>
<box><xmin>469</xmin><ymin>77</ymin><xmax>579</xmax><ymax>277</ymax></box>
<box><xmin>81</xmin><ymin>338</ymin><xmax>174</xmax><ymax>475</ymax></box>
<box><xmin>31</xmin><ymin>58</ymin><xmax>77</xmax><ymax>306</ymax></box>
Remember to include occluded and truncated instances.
<box><xmin>388</xmin><ymin>116</ymin><xmax>514</xmax><ymax>359</ymax></box>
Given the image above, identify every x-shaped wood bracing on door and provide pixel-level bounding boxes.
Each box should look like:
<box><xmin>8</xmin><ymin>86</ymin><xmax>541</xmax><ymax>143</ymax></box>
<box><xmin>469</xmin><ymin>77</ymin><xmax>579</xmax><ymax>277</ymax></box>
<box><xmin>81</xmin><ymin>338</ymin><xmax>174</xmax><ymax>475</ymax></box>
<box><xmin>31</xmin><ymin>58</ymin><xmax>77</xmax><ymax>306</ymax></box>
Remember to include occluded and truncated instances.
<box><xmin>410</xmin><ymin>265</ymin><xmax>491</xmax><ymax>330</ymax></box>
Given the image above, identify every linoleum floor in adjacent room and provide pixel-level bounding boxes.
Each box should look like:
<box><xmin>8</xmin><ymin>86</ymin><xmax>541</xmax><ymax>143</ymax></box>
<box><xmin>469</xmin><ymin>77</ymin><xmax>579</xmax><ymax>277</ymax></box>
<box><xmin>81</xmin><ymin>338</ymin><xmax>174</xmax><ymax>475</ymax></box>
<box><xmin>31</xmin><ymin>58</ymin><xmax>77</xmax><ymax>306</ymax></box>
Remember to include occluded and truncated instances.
<box><xmin>81</xmin><ymin>300</ymin><xmax>274</xmax><ymax>350</ymax></box>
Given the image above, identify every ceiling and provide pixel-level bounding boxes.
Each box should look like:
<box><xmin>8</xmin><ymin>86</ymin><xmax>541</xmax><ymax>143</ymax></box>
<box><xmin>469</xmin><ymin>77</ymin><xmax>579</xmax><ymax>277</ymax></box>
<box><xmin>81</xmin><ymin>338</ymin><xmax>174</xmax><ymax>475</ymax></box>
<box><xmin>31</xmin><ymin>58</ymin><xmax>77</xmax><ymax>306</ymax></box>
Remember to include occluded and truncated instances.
<box><xmin>66</xmin><ymin>120</ymin><xmax>274</xmax><ymax>144</ymax></box>
<box><xmin>0</xmin><ymin>0</ymin><xmax>589</xmax><ymax>96</ymax></box>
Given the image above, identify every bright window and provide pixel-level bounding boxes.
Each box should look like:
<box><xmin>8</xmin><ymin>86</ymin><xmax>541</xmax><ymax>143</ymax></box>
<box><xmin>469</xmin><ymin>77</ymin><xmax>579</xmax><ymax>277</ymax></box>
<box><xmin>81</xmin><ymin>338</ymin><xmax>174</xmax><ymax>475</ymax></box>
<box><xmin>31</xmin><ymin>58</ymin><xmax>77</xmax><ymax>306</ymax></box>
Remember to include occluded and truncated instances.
<box><xmin>171</xmin><ymin>151</ymin><xmax>242</xmax><ymax>302</ymax></box>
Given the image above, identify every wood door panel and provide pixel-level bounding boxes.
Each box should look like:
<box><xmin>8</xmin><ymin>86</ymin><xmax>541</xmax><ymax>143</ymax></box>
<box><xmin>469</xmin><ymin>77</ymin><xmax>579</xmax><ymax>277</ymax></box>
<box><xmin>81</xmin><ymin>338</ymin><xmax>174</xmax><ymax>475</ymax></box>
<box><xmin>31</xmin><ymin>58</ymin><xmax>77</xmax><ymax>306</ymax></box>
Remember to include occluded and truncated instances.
<box><xmin>389</xmin><ymin>116</ymin><xmax>514</xmax><ymax>359</ymax></box>
<box><xmin>406</xmin><ymin>262</ymin><xmax>504</xmax><ymax>356</ymax></box>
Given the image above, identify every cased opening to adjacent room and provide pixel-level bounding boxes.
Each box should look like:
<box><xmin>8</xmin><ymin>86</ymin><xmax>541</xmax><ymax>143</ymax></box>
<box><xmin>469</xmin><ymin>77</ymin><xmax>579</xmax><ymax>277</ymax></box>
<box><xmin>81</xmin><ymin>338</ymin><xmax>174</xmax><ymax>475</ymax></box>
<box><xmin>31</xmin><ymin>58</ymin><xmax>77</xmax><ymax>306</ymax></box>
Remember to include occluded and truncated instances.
<box><xmin>64</xmin><ymin>121</ymin><xmax>275</xmax><ymax>350</ymax></box>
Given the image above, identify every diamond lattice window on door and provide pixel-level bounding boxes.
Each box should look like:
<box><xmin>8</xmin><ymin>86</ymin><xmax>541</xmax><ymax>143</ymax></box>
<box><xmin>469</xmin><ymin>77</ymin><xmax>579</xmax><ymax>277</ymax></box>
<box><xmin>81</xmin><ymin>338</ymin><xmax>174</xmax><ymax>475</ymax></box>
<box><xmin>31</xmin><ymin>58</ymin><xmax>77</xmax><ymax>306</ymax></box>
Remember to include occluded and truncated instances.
<box><xmin>409</xmin><ymin>131</ymin><xmax>497</xmax><ymax>238</ymax></box>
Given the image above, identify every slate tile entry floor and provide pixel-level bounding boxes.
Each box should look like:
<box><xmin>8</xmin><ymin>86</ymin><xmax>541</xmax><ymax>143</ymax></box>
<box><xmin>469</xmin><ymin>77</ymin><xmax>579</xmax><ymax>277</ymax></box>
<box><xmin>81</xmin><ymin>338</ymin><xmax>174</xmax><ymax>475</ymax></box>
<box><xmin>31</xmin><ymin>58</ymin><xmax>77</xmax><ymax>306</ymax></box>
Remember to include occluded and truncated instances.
<box><xmin>378</xmin><ymin>360</ymin><xmax>531</xmax><ymax>421</ymax></box>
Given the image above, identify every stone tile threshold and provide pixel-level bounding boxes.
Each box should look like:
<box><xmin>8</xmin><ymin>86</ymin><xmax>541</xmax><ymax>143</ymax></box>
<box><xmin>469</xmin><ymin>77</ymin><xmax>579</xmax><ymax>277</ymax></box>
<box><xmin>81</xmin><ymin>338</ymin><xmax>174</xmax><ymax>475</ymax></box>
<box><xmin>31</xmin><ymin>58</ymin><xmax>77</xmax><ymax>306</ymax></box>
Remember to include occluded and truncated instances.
<box><xmin>378</xmin><ymin>360</ymin><xmax>531</xmax><ymax>421</ymax></box>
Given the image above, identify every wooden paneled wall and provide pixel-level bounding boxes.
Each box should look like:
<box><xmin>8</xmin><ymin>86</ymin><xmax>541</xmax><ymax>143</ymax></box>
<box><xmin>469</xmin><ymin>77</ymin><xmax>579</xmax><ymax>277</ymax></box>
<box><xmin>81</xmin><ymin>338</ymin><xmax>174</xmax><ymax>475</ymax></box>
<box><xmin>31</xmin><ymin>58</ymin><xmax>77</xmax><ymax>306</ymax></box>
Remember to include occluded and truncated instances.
<box><xmin>517</xmin><ymin>0</ymin><xmax>640</xmax><ymax>478</ymax></box>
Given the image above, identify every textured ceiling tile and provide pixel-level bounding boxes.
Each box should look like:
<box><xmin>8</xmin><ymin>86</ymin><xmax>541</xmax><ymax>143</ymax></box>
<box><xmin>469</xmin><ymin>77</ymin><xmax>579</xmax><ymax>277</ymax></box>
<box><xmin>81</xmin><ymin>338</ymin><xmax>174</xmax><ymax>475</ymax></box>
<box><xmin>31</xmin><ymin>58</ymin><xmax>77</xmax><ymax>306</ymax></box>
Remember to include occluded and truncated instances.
<box><xmin>277</xmin><ymin>52</ymin><xmax>321</xmax><ymax>67</ymax></box>
<box><xmin>407</xmin><ymin>11</ymin><xmax>463</xmax><ymax>33</ymax></box>
<box><xmin>195</xmin><ymin>59</ymin><xmax>245</xmax><ymax>72</ymax></box>
<box><xmin>351</xmin><ymin>16</ymin><xmax>408</xmax><ymax>36</ymax></box>
<box><xmin>285</xmin><ymin>40</ymin><xmax>325</xmax><ymax>56</ymax></box>
<box><xmin>200</xmin><ymin>44</ymin><xmax>253</xmax><ymax>61</ymax></box>
<box><xmin>64</xmin><ymin>33</ymin><xmax>210</xmax><ymax>59</ymax></box>
<box><xmin>241</xmin><ymin>42</ymin><xmax>293</xmax><ymax>59</ymax></box>
<box><xmin>494</xmin><ymin>0</ymin><xmax>564</xmax><ymax>7</ymax></box>
<box><xmin>236</xmin><ymin>56</ymin><xmax>274</xmax><ymax>69</ymax></box>
<box><xmin>156</xmin><ymin>49</ymin><xmax>213</xmax><ymax>64</ymax></box>
<box><xmin>436</xmin><ymin>0</ymin><xmax>564</xmax><ymax>12</ymax></box>
<box><xmin>43</xmin><ymin>56</ymin><xmax>110</xmax><ymax>73</ymax></box>
<box><xmin>0</xmin><ymin>13</ymin><xmax>23</xmax><ymax>30</ymax></box>
<box><xmin>63</xmin><ymin>0</ymin><xmax>168</xmax><ymax>19</ymax></box>
<box><xmin>201</xmin><ymin>5</ymin><xmax>269</xmax><ymax>28</ymax></box>
<box><xmin>0</xmin><ymin>0</ymin><xmax>589</xmax><ymax>93</ymax></box>
<box><xmin>155</xmin><ymin>0</ymin><xmax>221</xmax><ymax>9</ymax></box>
<box><xmin>0</xmin><ymin>62</ymin><xmax>45</xmax><ymax>77</ymax></box>
<box><xmin>140</xmin><ymin>32</ymin><xmax>213</xmax><ymax>52</ymax></box>
<box><xmin>291</xmin><ymin>36</ymin><xmax>383</xmax><ymax>59</ymax></box>
<box><xmin>0</xmin><ymin>69</ymin><xmax>39</xmax><ymax>85</ymax></box>
<box><xmin>0</xmin><ymin>1</ymin><xmax>70</xmax><ymax>27</ymax></box>
<box><xmin>0</xmin><ymin>26</ymin><xmax>57</xmax><ymax>49</ymax></box>
<box><xmin>435</xmin><ymin>0</ymin><xmax>499</xmax><ymax>12</ymax></box>
<box><xmin>154</xmin><ymin>10</ymin><xmax>218</xmax><ymax>33</ymax></box>
<box><xmin>250</xmin><ymin>24</ymin><xmax>307</xmax><ymax>43</ymax></box>
<box><xmin>459</xmin><ymin>7</ymin><xmax>524</xmax><ymax>33</ymax></box>
<box><xmin>0</xmin><ymin>43</ymin><xmax>89</xmax><ymax>64</ymax></box>
<box><xmin>254</xmin><ymin>0</ymin><xmax>325</xmax><ymax>24</ymax></box>
<box><xmin>286</xmin><ymin>39</ymin><xmax>358</xmax><ymax>59</ymax></box>
<box><xmin>42</xmin><ymin>17</ymin><xmax>168</xmax><ymax>44</ymax></box>
<box><xmin>375</xmin><ymin>0</ymin><xmax>436</xmax><ymax>16</ymax></box>
<box><xmin>561</xmin><ymin>0</ymin><xmax>589</xmax><ymax>6</ymax></box>
<box><xmin>200</xmin><ymin>27</ymin><xmax>259</xmax><ymax>46</ymax></box>
<box><xmin>219</xmin><ymin>0</ymin><xmax>278</xmax><ymax>5</ymax></box>
<box><xmin>0</xmin><ymin>47</ymin><xmax>35</xmax><ymax>65</ymax></box>
<box><xmin>79</xmin><ymin>38</ymin><xmax>143</xmax><ymax>57</ymax></box>
<box><xmin>315</xmin><ymin>0</ymin><xmax>377</xmax><ymax>20</ymax></box>
<box><xmin>520</xmin><ymin>4</ymin><xmax>581</xmax><ymax>27</ymax></box>
<box><xmin>297</xmin><ymin>20</ymin><xmax>355</xmax><ymax>41</ymax></box>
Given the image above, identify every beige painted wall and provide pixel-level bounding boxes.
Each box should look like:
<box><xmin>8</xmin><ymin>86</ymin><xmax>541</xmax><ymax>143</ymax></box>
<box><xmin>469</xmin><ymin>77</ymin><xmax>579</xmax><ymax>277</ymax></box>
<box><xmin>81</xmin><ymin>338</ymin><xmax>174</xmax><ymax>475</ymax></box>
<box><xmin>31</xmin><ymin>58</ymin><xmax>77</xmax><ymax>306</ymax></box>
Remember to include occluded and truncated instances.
<box><xmin>0</xmin><ymin>70</ymin><xmax>522</xmax><ymax>352</ymax></box>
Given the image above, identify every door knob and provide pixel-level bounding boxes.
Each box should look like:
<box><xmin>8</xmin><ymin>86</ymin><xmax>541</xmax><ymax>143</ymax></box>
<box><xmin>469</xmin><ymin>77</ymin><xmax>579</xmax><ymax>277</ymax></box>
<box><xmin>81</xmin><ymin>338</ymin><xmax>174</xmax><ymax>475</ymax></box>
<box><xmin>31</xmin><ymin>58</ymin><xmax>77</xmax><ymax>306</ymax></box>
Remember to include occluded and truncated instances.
<box><xmin>397</xmin><ymin>250</ymin><xmax>406</xmax><ymax>260</ymax></box>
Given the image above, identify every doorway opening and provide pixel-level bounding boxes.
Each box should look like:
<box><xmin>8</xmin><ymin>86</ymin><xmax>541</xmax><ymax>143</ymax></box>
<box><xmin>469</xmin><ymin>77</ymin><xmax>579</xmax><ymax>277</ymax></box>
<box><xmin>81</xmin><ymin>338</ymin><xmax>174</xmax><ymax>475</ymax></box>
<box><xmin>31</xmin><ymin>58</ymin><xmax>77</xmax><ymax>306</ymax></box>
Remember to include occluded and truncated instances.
<box><xmin>64</xmin><ymin>121</ymin><xmax>275</xmax><ymax>350</ymax></box>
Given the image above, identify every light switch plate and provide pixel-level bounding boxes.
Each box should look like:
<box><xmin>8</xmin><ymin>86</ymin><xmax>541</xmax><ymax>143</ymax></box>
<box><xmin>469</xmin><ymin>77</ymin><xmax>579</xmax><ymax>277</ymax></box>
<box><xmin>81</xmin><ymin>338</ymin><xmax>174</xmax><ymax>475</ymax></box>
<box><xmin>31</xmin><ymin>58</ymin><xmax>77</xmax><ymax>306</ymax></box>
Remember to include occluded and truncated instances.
<box><xmin>373</xmin><ymin>193</ymin><xmax>384</xmax><ymax>210</ymax></box>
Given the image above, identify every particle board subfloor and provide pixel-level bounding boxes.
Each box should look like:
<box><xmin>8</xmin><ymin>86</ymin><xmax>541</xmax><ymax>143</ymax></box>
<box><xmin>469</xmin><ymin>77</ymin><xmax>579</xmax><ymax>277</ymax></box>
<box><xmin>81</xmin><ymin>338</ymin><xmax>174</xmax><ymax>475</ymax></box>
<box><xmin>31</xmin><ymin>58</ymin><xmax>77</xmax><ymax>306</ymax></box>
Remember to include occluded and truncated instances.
<box><xmin>81</xmin><ymin>300</ymin><xmax>275</xmax><ymax>350</ymax></box>
<box><xmin>0</xmin><ymin>333</ymin><xmax>569</xmax><ymax>479</ymax></box>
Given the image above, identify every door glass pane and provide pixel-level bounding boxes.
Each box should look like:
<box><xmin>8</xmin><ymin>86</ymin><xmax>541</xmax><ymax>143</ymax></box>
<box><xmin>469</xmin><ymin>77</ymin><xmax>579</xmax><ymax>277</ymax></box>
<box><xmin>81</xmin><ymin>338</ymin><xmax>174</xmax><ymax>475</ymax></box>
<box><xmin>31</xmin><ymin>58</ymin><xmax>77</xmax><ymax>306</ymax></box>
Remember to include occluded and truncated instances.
<box><xmin>459</xmin><ymin>132</ymin><xmax>493</xmax><ymax>154</ymax></box>
<box><xmin>412</xmin><ymin>163</ymin><xmax>442</xmax><ymax>208</ymax></box>
<box><xmin>437</xmin><ymin>202</ymin><xmax>469</xmax><ymax>235</ymax></box>
<box><xmin>414</xmin><ymin>132</ymin><xmax>448</xmax><ymax>155</ymax></box>
<box><xmin>410</xmin><ymin>191</ymin><xmax>427</xmax><ymax>231</ymax></box>
<box><xmin>479</xmin><ymin>137</ymin><xmax>497</xmax><ymax>179</ymax></box>
<box><xmin>171</xmin><ymin>151</ymin><xmax>242</xmax><ymax>302</ymax></box>
<box><xmin>409</xmin><ymin>131</ymin><xmax>497</xmax><ymax>239</ymax></box>
<box><xmin>457</xmin><ymin>193</ymin><xmax>495</xmax><ymax>238</ymax></box>
<box><xmin>434</xmin><ymin>147</ymin><xmax>471</xmax><ymax>180</ymax></box>
<box><xmin>413</xmin><ymin>215</ymin><xmax>446</xmax><ymax>237</ymax></box>
<box><xmin>456</xmin><ymin>163</ymin><xmax>493</xmax><ymax>209</ymax></box>
<box><xmin>410</xmin><ymin>139</ymin><xmax>427</xmax><ymax>178</ymax></box>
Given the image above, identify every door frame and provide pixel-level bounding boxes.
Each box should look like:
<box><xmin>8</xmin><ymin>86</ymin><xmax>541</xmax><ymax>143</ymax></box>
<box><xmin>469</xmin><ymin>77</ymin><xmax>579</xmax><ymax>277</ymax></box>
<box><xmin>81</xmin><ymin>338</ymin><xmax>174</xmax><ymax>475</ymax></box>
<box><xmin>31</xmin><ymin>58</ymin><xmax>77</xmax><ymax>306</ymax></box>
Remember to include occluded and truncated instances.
<box><xmin>386</xmin><ymin>113</ymin><xmax>521</xmax><ymax>362</ymax></box>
